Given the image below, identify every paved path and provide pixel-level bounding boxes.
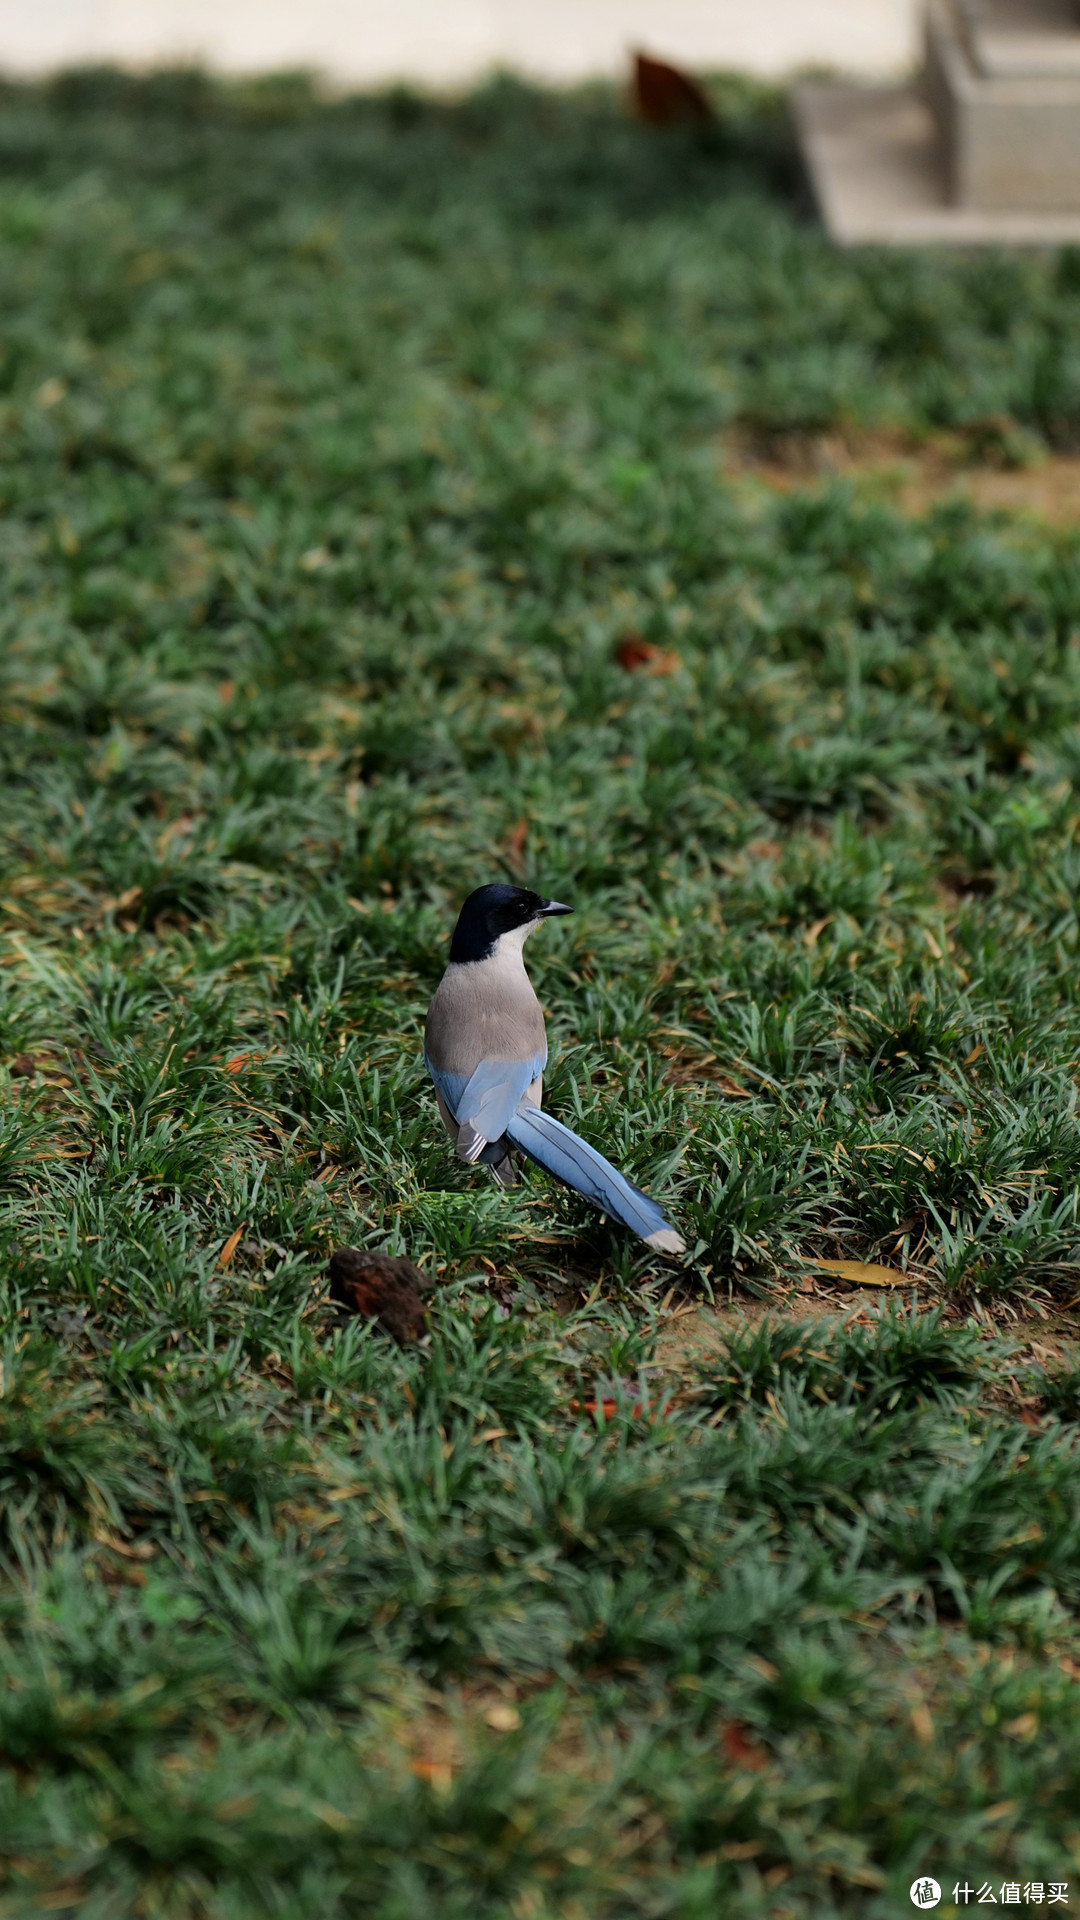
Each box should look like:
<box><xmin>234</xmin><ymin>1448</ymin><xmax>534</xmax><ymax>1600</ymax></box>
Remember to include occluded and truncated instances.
<box><xmin>0</xmin><ymin>0</ymin><xmax>917</xmax><ymax>84</ymax></box>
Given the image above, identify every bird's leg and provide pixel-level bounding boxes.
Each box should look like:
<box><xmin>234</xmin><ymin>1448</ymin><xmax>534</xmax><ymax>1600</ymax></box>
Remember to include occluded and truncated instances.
<box><xmin>478</xmin><ymin>1136</ymin><xmax>518</xmax><ymax>1187</ymax></box>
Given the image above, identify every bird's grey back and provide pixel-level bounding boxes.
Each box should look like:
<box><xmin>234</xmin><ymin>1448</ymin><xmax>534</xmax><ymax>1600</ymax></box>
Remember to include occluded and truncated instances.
<box><xmin>425</xmin><ymin>958</ymin><xmax>546</xmax><ymax>1076</ymax></box>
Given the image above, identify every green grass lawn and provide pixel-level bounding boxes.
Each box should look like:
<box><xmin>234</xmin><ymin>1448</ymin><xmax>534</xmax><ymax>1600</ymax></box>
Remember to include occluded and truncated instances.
<box><xmin>5</xmin><ymin>67</ymin><xmax>1080</xmax><ymax>1918</ymax></box>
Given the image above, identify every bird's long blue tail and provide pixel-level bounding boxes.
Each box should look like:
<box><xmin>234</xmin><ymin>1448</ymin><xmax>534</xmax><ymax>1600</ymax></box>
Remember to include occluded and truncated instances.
<box><xmin>504</xmin><ymin>1105</ymin><xmax>684</xmax><ymax>1253</ymax></box>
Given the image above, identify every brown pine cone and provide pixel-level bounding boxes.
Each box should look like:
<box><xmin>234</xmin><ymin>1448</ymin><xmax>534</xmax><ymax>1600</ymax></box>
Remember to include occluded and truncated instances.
<box><xmin>327</xmin><ymin>1247</ymin><xmax>434</xmax><ymax>1345</ymax></box>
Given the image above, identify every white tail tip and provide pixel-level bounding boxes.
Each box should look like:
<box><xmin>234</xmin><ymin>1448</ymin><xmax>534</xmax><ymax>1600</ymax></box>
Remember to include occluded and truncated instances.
<box><xmin>645</xmin><ymin>1227</ymin><xmax>685</xmax><ymax>1255</ymax></box>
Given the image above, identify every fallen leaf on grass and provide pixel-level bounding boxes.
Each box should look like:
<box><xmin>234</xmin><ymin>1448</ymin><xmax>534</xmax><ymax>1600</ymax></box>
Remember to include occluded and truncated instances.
<box><xmin>155</xmin><ymin>813</ymin><xmax>198</xmax><ymax>856</ymax></box>
<box><xmin>484</xmin><ymin>1703</ymin><xmax>521</xmax><ymax>1733</ymax></box>
<box><xmin>9</xmin><ymin>1050</ymin><xmax>74</xmax><ymax>1085</ymax></box>
<box><xmin>225</xmin><ymin>1051</ymin><xmax>265</xmax><ymax>1075</ymax></box>
<box><xmin>216</xmin><ymin>1796</ymin><xmax>256</xmax><ymax>1821</ymax></box>
<box><xmin>36</xmin><ymin>376</ymin><xmax>68</xmax><ymax>409</ymax></box>
<box><xmin>35</xmin><ymin>1884</ymin><xmax>85</xmax><ymax>1911</ymax></box>
<box><xmin>745</xmin><ymin>1655</ymin><xmax>779</xmax><ymax>1682</ymax></box>
<box><xmin>720</xmin><ymin>1720</ymin><xmax>767</xmax><ymax>1770</ymax></box>
<box><xmin>614</xmin><ymin>633</ymin><xmax>680</xmax><ymax>675</ymax></box>
<box><xmin>854</xmin><ymin>1141</ymin><xmax>936</xmax><ymax>1170</ymax></box>
<box><xmin>570</xmin><ymin>1396</ymin><xmax>650</xmax><ymax>1421</ymax></box>
<box><xmin>659</xmin><ymin>1046</ymin><xmax>750</xmax><ymax>1095</ymax></box>
<box><xmin>307</xmin><ymin>1799</ymin><xmax>352</xmax><ymax>1833</ymax></box>
<box><xmin>91</xmin><ymin>1529</ymin><xmax>157</xmax><ymax>1561</ymax></box>
<box><xmin>1006</xmin><ymin>1712</ymin><xmax>1038</xmax><ymax>1738</ymax></box>
<box><xmin>805</xmin><ymin>915</ymin><xmax>833</xmax><ymax>949</ymax></box>
<box><xmin>632</xmin><ymin>52</ymin><xmax>714</xmax><ymax>126</ymax></box>
<box><xmin>810</xmin><ymin>1258</ymin><xmax>903</xmax><ymax>1289</ymax></box>
<box><xmin>411</xmin><ymin>1759</ymin><xmax>453</xmax><ymax>1791</ymax></box>
<box><xmin>99</xmin><ymin>884</ymin><xmax>142</xmax><ymax>918</ymax></box>
<box><xmin>218</xmin><ymin>1227</ymin><xmax>245</xmax><ymax>1269</ymax></box>
<box><xmin>983</xmin><ymin>1800</ymin><xmax>1016</xmax><ymax>1823</ymax></box>
<box><xmin>909</xmin><ymin>1700</ymin><xmax>934</xmax><ymax>1744</ymax></box>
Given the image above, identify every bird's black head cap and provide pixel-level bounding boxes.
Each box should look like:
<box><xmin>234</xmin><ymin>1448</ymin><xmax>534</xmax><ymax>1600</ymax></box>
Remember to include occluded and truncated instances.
<box><xmin>449</xmin><ymin>883</ymin><xmax>572</xmax><ymax>964</ymax></box>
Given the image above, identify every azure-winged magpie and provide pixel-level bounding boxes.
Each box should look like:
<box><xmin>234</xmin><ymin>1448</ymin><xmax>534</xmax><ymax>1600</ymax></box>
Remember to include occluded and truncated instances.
<box><xmin>424</xmin><ymin>883</ymin><xmax>684</xmax><ymax>1252</ymax></box>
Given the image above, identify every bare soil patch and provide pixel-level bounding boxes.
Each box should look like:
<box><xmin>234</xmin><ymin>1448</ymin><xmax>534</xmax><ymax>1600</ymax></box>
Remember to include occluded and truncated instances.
<box><xmin>727</xmin><ymin>429</ymin><xmax>1080</xmax><ymax>523</ymax></box>
<box><xmin>652</xmin><ymin>1290</ymin><xmax>1079</xmax><ymax>1387</ymax></box>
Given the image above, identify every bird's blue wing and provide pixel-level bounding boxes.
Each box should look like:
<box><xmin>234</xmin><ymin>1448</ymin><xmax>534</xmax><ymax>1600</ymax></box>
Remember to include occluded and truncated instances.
<box><xmin>424</xmin><ymin>1057</ymin><xmax>470</xmax><ymax>1122</ymax></box>
<box><xmin>424</xmin><ymin>1048</ymin><xmax>545</xmax><ymax>1161</ymax></box>
<box><xmin>457</xmin><ymin>1056</ymin><xmax>540</xmax><ymax>1150</ymax></box>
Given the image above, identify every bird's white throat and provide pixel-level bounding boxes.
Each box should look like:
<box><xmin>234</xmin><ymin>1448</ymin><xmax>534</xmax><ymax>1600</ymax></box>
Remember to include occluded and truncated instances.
<box><xmin>444</xmin><ymin>918</ymin><xmax>540</xmax><ymax>986</ymax></box>
<box><xmin>492</xmin><ymin>921</ymin><xmax>539</xmax><ymax>962</ymax></box>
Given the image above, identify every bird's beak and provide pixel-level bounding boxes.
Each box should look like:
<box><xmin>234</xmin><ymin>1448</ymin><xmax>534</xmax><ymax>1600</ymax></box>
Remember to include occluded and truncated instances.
<box><xmin>539</xmin><ymin>899</ymin><xmax>573</xmax><ymax>917</ymax></box>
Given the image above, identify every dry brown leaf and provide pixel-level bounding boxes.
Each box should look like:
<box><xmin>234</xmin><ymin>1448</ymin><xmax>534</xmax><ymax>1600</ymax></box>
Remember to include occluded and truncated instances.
<box><xmin>632</xmin><ymin>52</ymin><xmax>714</xmax><ymax>125</ymax></box>
<box><xmin>218</xmin><ymin>1227</ymin><xmax>245</xmax><ymax>1269</ymax></box>
<box><xmin>155</xmin><ymin>813</ymin><xmax>197</xmax><ymax>856</ymax></box>
<box><xmin>410</xmin><ymin>1759</ymin><xmax>454</xmax><ymax>1791</ymax></box>
<box><xmin>805</xmin><ymin>915</ymin><xmax>833</xmax><ymax>949</ymax></box>
<box><xmin>715</xmin><ymin>1075</ymin><xmax>752</xmax><ymax>1098</ymax></box>
<box><xmin>35</xmin><ymin>1884</ymin><xmax>85</xmax><ymax>1911</ymax></box>
<box><xmin>92</xmin><ymin>1529</ymin><xmax>157</xmax><ymax>1561</ymax></box>
<box><xmin>37</xmin><ymin>376</ymin><xmax>68</xmax><ymax>409</ymax></box>
<box><xmin>225</xmin><ymin>1052</ymin><xmax>264</xmax><ymax>1075</ymax></box>
<box><xmin>484</xmin><ymin>1703</ymin><xmax>521</xmax><ymax>1733</ymax></box>
<box><xmin>216</xmin><ymin>1796</ymin><xmax>256</xmax><ymax>1821</ymax></box>
<box><xmin>659</xmin><ymin>1046</ymin><xmax>750</xmax><ymax>1095</ymax></box>
<box><xmin>614</xmin><ymin>633</ymin><xmax>680</xmax><ymax>675</ymax></box>
<box><xmin>108</xmin><ymin>885</ymin><xmax>142</xmax><ymax>914</ymax></box>
<box><xmin>719</xmin><ymin>1720</ymin><xmax>767</xmax><ymax>1771</ymax></box>
<box><xmin>1005</xmin><ymin>1712</ymin><xmax>1038</xmax><ymax>1738</ymax></box>
<box><xmin>983</xmin><ymin>1800</ymin><xmax>1017</xmax><ymax>1823</ymax></box>
<box><xmin>810</xmin><ymin>1258</ymin><xmax>903</xmax><ymax>1289</ymax></box>
<box><xmin>909</xmin><ymin>1701</ymin><xmax>934</xmax><ymax>1744</ymax></box>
